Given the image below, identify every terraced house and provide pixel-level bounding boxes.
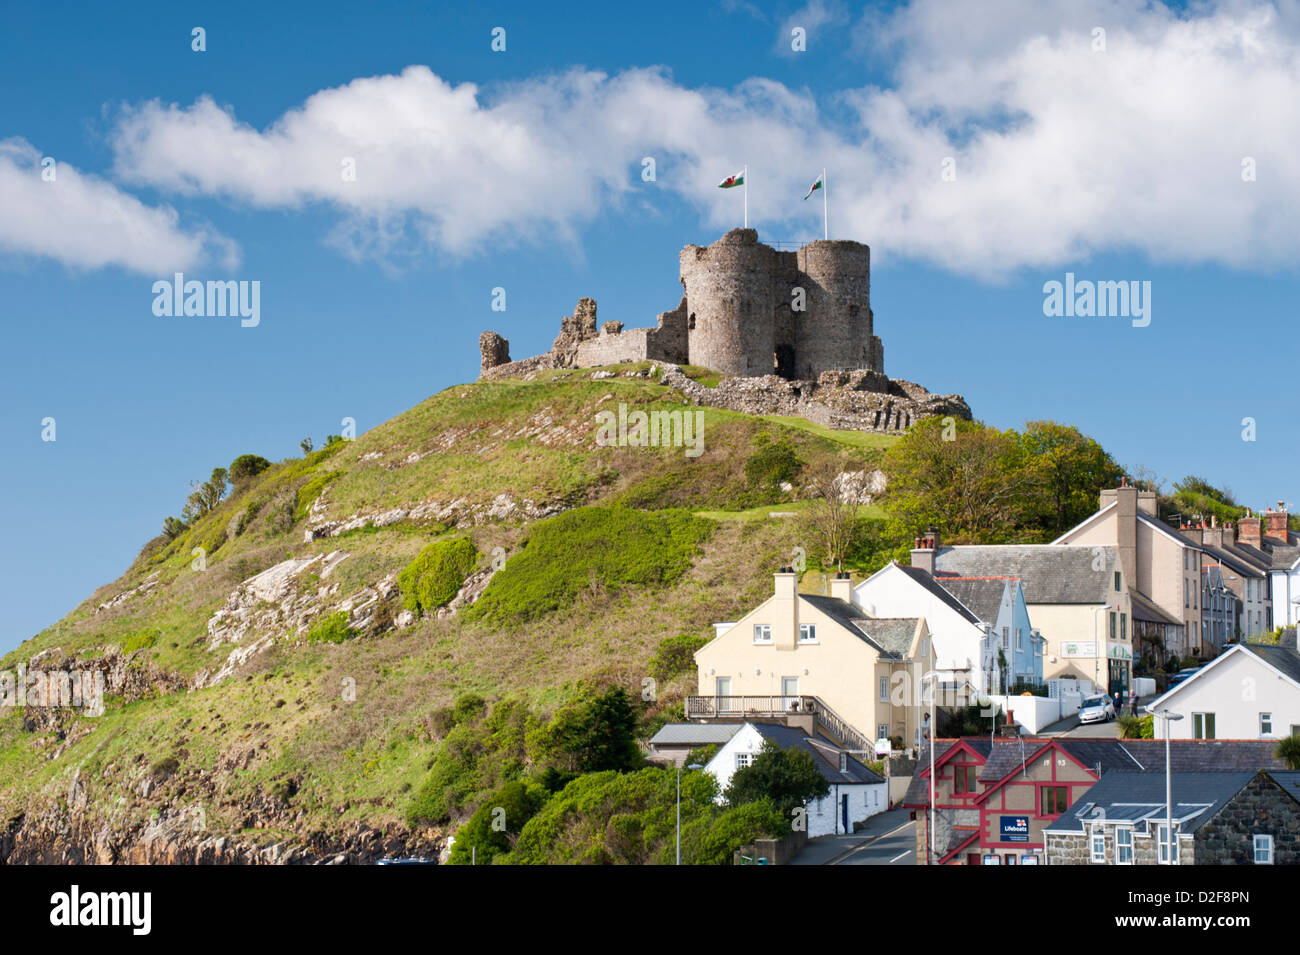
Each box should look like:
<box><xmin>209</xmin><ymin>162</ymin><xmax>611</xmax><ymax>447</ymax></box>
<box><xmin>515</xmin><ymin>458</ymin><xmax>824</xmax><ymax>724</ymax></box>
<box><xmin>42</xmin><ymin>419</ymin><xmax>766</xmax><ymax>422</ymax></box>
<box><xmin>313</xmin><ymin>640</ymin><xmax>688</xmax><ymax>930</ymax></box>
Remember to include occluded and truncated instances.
<box><xmin>691</xmin><ymin>570</ymin><xmax>931</xmax><ymax>753</ymax></box>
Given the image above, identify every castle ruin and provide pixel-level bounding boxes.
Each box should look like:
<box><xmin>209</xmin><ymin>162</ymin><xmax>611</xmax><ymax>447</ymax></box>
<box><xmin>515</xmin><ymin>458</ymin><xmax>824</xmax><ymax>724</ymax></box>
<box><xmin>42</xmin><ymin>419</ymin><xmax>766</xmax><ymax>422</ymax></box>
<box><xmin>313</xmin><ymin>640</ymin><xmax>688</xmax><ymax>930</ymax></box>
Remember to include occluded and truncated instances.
<box><xmin>479</xmin><ymin>229</ymin><xmax>970</xmax><ymax>432</ymax></box>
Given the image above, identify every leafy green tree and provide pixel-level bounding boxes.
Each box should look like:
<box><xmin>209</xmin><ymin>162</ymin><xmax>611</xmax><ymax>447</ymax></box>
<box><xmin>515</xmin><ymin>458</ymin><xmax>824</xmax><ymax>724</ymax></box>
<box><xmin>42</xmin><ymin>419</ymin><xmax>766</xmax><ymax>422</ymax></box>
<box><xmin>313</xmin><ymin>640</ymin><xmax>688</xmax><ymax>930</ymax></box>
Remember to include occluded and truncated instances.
<box><xmin>883</xmin><ymin>418</ymin><xmax>1037</xmax><ymax>542</ymax></box>
<box><xmin>723</xmin><ymin>739</ymin><xmax>829</xmax><ymax>830</ymax></box>
<box><xmin>1019</xmin><ymin>421</ymin><xmax>1123</xmax><ymax>537</ymax></box>
<box><xmin>161</xmin><ymin>515</ymin><xmax>187</xmax><ymax>540</ymax></box>
<box><xmin>539</xmin><ymin>687</ymin><xmax>643</xmax><ymax>776</ymax></box>
<box><xmin>447</xmin><ymin>780</ymin><xmax>550</xmax><ymax>865</ymax></box>
<box><xmin>299</xmin><ymin>437</ymin><xmax>314</xmax><ymax>455</ymax></box>
<box><xmin>228</xmin><ymin>453</ymin><xmax>272</xmax><ymax>488</ymax></box>
<box><xmin>181</xmin><ymin>467</ymin><xmax>228</xmax><ymax>523</ymax></box>
<box><xmin>1166</xmin><ymin>475</ymin><xmax>1243</xmax><ymax>525</ymax></box>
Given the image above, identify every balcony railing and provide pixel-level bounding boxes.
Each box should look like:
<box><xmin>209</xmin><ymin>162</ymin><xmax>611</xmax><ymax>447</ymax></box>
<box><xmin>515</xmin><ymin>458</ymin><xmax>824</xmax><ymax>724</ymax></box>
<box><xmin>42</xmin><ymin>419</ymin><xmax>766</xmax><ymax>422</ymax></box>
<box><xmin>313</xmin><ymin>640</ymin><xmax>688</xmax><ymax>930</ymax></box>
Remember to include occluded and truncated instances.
<box><xmin>685</xmin><ymin>695</ymin><xmax>874</xmax><ymax>753</ymax></box>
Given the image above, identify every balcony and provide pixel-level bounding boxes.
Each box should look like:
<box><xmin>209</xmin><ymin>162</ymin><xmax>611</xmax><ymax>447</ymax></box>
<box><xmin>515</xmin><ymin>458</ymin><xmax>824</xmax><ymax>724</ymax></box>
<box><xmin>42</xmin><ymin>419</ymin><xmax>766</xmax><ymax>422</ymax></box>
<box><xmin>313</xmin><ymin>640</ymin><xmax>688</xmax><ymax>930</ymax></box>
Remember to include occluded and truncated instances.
<box><xmin>685</xmin><ymin>695</ymin><xmax>873</xmax><ymax>753</ymax></box>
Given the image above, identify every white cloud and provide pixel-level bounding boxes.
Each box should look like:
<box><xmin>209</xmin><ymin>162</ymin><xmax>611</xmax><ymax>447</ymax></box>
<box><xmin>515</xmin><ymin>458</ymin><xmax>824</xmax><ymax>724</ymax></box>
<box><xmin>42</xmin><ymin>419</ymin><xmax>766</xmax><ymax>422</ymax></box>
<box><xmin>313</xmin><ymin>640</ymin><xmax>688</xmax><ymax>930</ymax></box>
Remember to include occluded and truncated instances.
<box><xmin>0</xmin><ymin>138</ymin><xmax>237</xmax><ymax>275</ymax></box>
<box><xmin>107</xmin><ymin>1</ymin><xmax>1300</xmax><ymax>275</ymax></box>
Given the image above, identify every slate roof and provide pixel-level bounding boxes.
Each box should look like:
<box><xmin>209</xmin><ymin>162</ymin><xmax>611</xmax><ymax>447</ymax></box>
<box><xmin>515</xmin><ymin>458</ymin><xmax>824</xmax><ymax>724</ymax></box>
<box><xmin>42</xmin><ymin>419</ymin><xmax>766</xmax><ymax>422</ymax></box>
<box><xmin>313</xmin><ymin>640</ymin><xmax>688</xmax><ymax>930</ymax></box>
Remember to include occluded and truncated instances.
<box><xmin>1271</xmin><ymin>544</ymin><xmax>1300</xmax><ymax>571</ymax></box>
<box><xmin>901</xmin><ymin>739</ymin><xmax>994</xmax><ymax>805</ymax></box>
<box><xmin>977</xmin><ymin>738</ymin><xmax>1144</xmax><ymax>783</ymax></box>
<box><xmin>934</xmin><ymin>545</ymin><xmax>1115</xmax><ymax>604</ymax></box>
<box><xmin>1119</xmin><ymin>739</ymin><xmax>1288</xmax><ymax>773</ymax></box>
<box><xmin>1129</xmin><ymin>588</ymin><xmax>1183</xmax><ymax>627</ymax></box>
<box><xmin>1239</xmin><ymin>639</ymin><xmax>1300</xmax><ymax>687</ymax></box>
<box><xmin>748</xmin><ymin>723</ymin><xmax>885</xmax><ymax>786</ymax></box>
<box><xmin>853</xmin><ymin>618</ymin><xmax>920</xmax><ymax>658</ymax></box>
<box><xmin>1046</xmin><ymin>772</ymin><xmax>1255</xmax><ymax>834</ymax></box>
<box><xmin>1199</xmin><ymin>543</ymin><xmax>1267</xmax><ymax>580</ymax></box>
<box><xmin>650</xmin><ymin>723</ymin><xmax>743</xmax><ymax>747</ymax></box>
<box><xmin>890</xmin><ymin>564</ymin><xmax>980</xmax><ymax>624</ymax></box>
<box><xmin>935</xmin><ymin>577</ymin><xmax>1010</xmax><ymax>625</ymax></box>
<box><xmin>1272</xmin><ymin>771</ymin><xmax>1300</xmax><ymax>801</ymax></box>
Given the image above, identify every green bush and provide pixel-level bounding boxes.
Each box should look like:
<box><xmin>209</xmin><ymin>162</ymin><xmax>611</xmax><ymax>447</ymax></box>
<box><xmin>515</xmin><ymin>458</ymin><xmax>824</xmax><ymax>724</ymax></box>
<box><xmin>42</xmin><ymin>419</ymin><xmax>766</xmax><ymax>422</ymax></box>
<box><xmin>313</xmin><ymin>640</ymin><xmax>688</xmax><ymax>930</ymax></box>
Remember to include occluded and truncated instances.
<box><xmin>229</xmin><ymin>454</ymin><xmax>272</xmax><ymax>487</ymax></box>
<box><xmin>1117</xmin><ymin>713</ymin><xmax>1154</xmax><ymax>739</ymax></box>
<box><xmin>1276</xmin><ymin>734</ymin><xmax>1300</xmax><ymax>770</ymax></box>
<box><xmin>535</xmin><ymin>687</ymin><xmax>643</xmax><ymax>776</ymax></box>
<box><xmin>121</xmin><ymin>629</ymin><xmax>160</xmax><ymax>654</ymax></box>
<box><xmin>295</xmin><ymin>471</ymin><xmax>342</xmax><ymax>521</ymax></box>
<box><xmin>465</xmin><ymin>506</ymin><xmax>712</xmax><ymax>625</ymax></box>
<box><xmin>447</xmin><ymin>780</ymin><xmax>550</xmax><ymax>865</ymax></box>
<box><xmin>743</xmin><ymin>435</ymin><xmax>801</xmax><ymax>493</ymax></box>
<box><xmin>452</xmin><ymin>693</ymin><xmax>488</xmax><ymax>725</ymax></box>
<box><xmin>397</xmin><ymin>538</ymin><xmax>478</xmax><ymax>613</ymax></box>
<box><xmin>723</xmin><ymin>740</ymin><xmax>829</xmax><ymax>830</ymax></box>
<box><xmin>305</xmin><ymin>611</ymin><xmax>355</xmax><ymax>645</ymax></box>
<box><xmin>649</xmin><ymin>633</ymin><xmax>710</xmax><ymax>685</ymax></box>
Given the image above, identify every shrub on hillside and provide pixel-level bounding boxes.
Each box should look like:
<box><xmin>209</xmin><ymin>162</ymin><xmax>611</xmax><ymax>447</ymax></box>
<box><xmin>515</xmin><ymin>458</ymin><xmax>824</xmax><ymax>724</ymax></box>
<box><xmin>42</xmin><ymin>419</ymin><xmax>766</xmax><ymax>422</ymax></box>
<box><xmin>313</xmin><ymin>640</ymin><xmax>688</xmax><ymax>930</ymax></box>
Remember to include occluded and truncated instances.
<box><xmin>649</xmin><ymin>633</ymin><xmax>710</xmax><ymax>684</ymax></box>
<box><xmin>397</xmin><ymin>538</ymin><xmax>478</xmax><ymax>614</ymax></box>
<box><xmin>295</xmin><ymin>471</ymin><xmax>341</xmax><ymax>521</ymax></box>
<box><xmin>305</xmin><ymin>611</ymin><xmax>355</xmax><ymax>645</ymax></box>
<box><xmin>446</xmin><ymin>779</ymin><xmax>550</xmax><ymax>865</ymax></box>
<box><xmin>464</xmin><ymin>506</ymin><xmax>712</xmax><ymax>625</ymax></box>
<box><xmin>744</xmin><ymin>434</ymin><xmax>801</xmax><ymax>494</ymax></box>
<box><xmin>229</xmin><ymin>454</ymin><xmax>272</xmax><ymax>487</ymax></box>
<box><xmin>121</xmin><ymin>629</ymin><xmax>160</xmax><ymax>654</ymax></box>
<box><xmin>535</xmin><ymin>687</ymin><xmax>643</xmax><ymax>776</ymax></box>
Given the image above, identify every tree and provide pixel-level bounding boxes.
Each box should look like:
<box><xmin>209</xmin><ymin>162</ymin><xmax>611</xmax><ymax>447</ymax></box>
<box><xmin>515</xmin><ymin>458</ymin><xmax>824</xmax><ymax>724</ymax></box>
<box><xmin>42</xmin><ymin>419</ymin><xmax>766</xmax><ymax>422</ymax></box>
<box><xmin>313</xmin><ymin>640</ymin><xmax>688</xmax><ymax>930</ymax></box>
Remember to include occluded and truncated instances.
<box><xmin>161</xmin><ymin>515</ymin><xmax>187</xmax><ymax>540</ymax></box>
<box><xmin>447</xmin><ymin>779</ymin><xmax>550</xmax><ymax>865</ymax></box>
<box><xmin>539</xmin><ymin>687</ymin><xmax>643</xmax><ymax>776</ymax></box>
<box><xmin>229</xmin><ymin>453</ymin><xmax>272</xmax><ymax>488</ymax></box>
<box><xmin>883</xmin><ymin>417</ymin><xmax>1037</xmax><ymax>542</ymax></box>
<box><xmin>300</xmin><ymin>437</ymin><xmax>314</xmax><ymax>455</ymax></box>
<box><xmin>181</xmin><ymin>468</ymin><xmax>228</xmax><ymax>523</ymax></box>
<box><xmin>723</xmin><ymin>739</ymin><xmax>829</xmax><ymax>829</ymax></box>
<box><xmin>801</xmin><ymin>458</ymin><xmax>866</xmax><ymax>572</ymax></box>
<box><xmin>1277</xmin><ymin>735</ymin><xmax>1300</xmax><ymax>771</ymax></box>
<box><xmin>1019</xmin><ymin>421</ymin><xmax>1123</xmax><ymax>537</ymax></box>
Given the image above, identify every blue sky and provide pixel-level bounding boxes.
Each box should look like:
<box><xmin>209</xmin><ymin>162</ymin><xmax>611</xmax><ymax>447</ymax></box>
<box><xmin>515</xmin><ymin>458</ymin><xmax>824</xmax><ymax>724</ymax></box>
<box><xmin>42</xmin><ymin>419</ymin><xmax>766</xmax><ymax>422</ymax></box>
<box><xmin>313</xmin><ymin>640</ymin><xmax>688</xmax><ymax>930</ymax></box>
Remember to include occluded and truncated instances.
<box><xmin>3</xmin><ymin>0</ymin><xmax>1298</xmax><ymax>653</ymax></box>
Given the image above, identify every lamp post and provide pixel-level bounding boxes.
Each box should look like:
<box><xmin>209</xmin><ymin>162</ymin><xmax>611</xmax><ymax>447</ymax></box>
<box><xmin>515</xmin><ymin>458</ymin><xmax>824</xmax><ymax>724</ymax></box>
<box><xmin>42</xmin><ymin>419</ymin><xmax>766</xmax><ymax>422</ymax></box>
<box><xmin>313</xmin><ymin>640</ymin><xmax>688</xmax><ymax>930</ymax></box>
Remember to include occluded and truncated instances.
<box><xmin>920</xmin><ymin>637</ymin><xmax>937</xmax><ymax>865</ymax></box>
<box><xmin>676</xmin><ymin>761</ymin><xmax>704</xmax><ymax>865</ymax></box>
<box><xmin>1152</xmin><ymin>708</ymin><xmax>1184</xmax><ymax>863</ymax></box>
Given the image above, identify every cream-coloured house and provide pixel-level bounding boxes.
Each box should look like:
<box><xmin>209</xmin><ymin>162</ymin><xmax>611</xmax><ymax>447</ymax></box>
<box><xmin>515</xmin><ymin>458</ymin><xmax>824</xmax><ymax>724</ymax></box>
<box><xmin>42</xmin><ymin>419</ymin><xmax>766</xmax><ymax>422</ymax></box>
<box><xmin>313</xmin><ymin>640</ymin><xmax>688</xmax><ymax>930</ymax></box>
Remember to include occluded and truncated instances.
<box><xmin>691</xmin><ymin>570</ymin><xmax>930</xmax><ymax>752</ymax></box>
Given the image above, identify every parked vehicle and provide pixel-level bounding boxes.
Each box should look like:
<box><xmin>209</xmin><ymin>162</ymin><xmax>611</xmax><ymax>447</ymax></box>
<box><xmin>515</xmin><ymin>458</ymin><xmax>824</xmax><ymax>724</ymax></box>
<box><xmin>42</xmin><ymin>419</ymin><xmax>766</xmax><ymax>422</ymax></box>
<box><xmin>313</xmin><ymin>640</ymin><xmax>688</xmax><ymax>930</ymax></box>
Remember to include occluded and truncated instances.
<box><xmin>1078</xmin><ymin>696</ymin><xmax>1116</xmax><ymax>724</ymax></box>
<box><xmin>1169</xmin><ymin>667</ymin><xmax>1201</xmax><ymax>688</ymax></box>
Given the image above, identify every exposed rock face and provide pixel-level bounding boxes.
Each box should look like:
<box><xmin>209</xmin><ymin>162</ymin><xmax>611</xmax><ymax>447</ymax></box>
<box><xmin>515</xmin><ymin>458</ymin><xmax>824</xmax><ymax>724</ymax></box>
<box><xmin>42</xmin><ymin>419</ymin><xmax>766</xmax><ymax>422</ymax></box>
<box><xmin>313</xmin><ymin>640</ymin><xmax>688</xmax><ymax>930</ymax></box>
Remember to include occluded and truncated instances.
<box><xmin>479</xmin><ymin>330</ymin><xmax>511</xmax><ymax>374</ymax></box>
<box><xmin>657</xmin><ymin>364</ymin><xmax>971</xmax><ymax>432</ymax></box>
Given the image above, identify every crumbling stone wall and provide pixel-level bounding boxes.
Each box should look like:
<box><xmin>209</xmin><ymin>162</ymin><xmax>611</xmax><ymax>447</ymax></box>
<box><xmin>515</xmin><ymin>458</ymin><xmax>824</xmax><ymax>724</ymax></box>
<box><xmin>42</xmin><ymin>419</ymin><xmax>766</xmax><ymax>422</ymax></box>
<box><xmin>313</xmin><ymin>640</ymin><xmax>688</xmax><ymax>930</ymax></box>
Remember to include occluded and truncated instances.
<box><xmin>479</xmin><ymin>331</ymin><xmax>511</xmax><ymax>375</ymax></box>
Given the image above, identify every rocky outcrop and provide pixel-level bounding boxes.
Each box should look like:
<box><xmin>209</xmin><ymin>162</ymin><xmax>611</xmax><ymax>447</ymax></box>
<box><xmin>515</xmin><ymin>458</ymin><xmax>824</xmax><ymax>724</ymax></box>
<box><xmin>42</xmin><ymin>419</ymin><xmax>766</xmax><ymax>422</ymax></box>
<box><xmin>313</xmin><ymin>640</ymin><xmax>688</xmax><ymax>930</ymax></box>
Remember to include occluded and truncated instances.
<box><xmin>657</xmin><ymin>364</ymin><xmax>970</xmax><ymax>433</ymax></box>
<box><xmin>479</xmin><ymin>330</ymin><xmax>511</xmax><ymax>374</ymax></box>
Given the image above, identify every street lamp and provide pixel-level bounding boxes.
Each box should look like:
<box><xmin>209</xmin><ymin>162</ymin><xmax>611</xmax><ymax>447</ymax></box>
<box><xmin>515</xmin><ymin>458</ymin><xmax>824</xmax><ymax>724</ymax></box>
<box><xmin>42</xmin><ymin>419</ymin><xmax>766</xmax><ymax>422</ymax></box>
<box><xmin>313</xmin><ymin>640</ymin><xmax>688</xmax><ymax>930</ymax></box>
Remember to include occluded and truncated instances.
<box><xmin>1151</xmin><ymin>708</ymin><xmax>1184</xmax><ymax>864</ymax></box>
<box><xmin>919</xmin><ymin>637</ymin><xmax>938</xmax><ymax>865</ymax></box>
<box><xmin>676</xmin><ymin>761</ymin><xmax>704</xmax><ymax>865</ymax></box>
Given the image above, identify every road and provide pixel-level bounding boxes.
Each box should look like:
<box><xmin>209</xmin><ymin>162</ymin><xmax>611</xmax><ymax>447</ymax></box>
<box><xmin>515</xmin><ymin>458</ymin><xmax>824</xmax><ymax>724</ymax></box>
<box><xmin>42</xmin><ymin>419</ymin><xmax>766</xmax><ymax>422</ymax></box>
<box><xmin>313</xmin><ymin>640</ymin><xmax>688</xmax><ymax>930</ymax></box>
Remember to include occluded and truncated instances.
<box><xmin>789</xmin><ymin>807</ymin><xmax>915</xmax><ymax>866</ymax></box>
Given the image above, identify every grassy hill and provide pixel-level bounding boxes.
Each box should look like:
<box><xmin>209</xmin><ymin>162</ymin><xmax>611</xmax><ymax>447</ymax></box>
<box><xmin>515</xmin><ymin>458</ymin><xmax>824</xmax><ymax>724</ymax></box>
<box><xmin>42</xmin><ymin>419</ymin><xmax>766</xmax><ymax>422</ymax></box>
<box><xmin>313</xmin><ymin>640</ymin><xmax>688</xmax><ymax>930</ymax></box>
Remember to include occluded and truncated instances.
<box><xmin>0</xmin><ymin>362</ymin><xmax>894</xmax><ymax>863</ymax></box>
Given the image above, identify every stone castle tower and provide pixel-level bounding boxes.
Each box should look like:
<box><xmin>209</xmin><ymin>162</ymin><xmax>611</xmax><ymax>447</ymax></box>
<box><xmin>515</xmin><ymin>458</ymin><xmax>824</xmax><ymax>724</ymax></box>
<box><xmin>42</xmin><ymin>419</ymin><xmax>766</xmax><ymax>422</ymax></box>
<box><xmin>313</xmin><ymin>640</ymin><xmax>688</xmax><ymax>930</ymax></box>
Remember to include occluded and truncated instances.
<box><xmin>679</xmin><ymin>228</ymin><xmax>882</xmax><ymax>380</ymax></box>
<box><xmin>480</xmin><ymin>228</ymin><xmax>885</xmax><ymax>381</ymax></box>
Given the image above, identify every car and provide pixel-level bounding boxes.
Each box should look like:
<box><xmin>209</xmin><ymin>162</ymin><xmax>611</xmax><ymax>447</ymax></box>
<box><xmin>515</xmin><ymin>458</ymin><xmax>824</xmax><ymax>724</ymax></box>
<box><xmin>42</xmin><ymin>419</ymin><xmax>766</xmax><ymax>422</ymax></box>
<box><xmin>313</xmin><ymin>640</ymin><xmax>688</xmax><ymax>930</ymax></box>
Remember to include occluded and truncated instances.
<box><xmin>1169</xmin><ymin>667</ymin><xmax>1201</xmax><ymax>688</ymax></box>
<box><xmin>1078</xmin><ymin>695</ymin><xmax>1116</xmax><ymax>724</ymax></box>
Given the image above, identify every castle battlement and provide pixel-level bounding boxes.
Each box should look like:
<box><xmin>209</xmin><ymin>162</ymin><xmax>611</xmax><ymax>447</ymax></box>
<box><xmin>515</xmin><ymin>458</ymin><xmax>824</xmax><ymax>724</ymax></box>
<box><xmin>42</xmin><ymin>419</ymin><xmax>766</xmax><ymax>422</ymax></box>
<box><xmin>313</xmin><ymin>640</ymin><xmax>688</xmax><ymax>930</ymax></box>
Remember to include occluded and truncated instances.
<box><xmin>480</xmin><ymin>229</ymin><xmax>884</xmax><ymax>382</ymax></box>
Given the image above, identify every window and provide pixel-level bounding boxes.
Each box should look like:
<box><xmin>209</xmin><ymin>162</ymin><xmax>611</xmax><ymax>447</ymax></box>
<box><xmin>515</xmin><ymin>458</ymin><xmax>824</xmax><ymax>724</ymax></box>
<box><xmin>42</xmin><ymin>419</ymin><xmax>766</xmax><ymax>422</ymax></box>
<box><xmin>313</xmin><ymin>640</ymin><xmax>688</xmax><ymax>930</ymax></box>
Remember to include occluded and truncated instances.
<box><xmin>1184</xmin><ymin>580</ymin><xmax>1189</xmax><ymax>608</ymax></box>
<box><xmin>954</xmin><ymin>765</ymin><xmax>977</xmax><ymax>794</ymax></box>
<box><xmin>1021</xmin><ymin>854</ymin><xmax>1040</xmax><ymax>865</ymax></box>
<box><xmin>799</xmin><ymin>623</ymin><xmax>817</xmax><ymax>643</ymax></box>
<box><xmin>921</xmin><ymin>637</ymin><xmax>928</xmax><ymax>657</ymax></box>
<box><xmin>1291</xmin><ymin>725</ymin><xmax>1300</xmax><ymax>738</ymax></box>
<box><xmin>1040</xmin><ymin>786</ymin><xmax>1068</xmax><ymax>815</ymax></box>
<box><xmin>1254</xmin><ymin>834</ymin><xmax>1274</xmax><ymax>864</ymax></box>
<box><xmin>1116</xmin><ymin>827</ymin><xmax>1133</xmax><ymax>864</ymax></box>
<box><xmin>1016</xmin><ymin>628</ymin><xmax>1023</xmax><ymax>651</ymax></box>
<box><xmin>878</xmin><ymin>723</ymin><xmax>889</xmax><ymax>741</ymax></box>
<box><xmin>1158</xmin><ymin>824</ymin><xmax>1179</xmax><ymax>864</ymax></box>
<box><xmin>752</xmin><ymin>624</ymin><xmax>771</xmax><ymax>644</ymax></box>
<box><xmin>735</xmin><ymin>752</ymin><xmax>753</xmax><ymax>770</ymax></box>
<box><xmin>879</xmin><ymin>676</ymin><xmax>889</xmax><ymax>702</ymax></box>
<box><xmin>1114</xmin><ymin>571</ymin><xmax>1122</xmax><ymax>591</ymax></box>
<box><xmin>1183</xmin><ymin>551</ymin><xmax>1188</xmax><ymax>571</ymax></box>
<box><xmin>1090</xmin><ymin>830</ymin><xmax>1106</xmax><ymax>863</ymax></box>
<box><xmin>1193</xmin><ymin>712</ymin><xmax>1216</xmax><ymax>740</ymax></box>
<box><xmin>1260</xmin><ymin>713</ymin><xmax>1273</xmax><ymax>736</ymax></box>
<box><xmin>982</xmin><ymin>854</ymin><xmax>1001</xmax><ymax>865</ymax></box>
<box><xmin>1121</xmin><ymin>614</ymin><xmax>1127</xmax><ymax>641</ymax></box>
<box><xmin>1110</xmin><ymin>612</ymin><xmax>1117</xmax><ymax>639</ymax></box>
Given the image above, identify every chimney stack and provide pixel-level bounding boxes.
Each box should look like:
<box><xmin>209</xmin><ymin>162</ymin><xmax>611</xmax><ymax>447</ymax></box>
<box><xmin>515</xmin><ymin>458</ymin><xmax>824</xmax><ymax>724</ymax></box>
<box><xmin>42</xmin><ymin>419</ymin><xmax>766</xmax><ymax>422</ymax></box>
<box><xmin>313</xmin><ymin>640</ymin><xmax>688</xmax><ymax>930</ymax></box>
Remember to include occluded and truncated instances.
<box><xmin>830</xmin><ymin>571</ymin><xmax>855</xmax><ymax>605</ymax></box>
<box><xmin>1239</xmin><ymin>510</ymin><xmax>1263</xmax><ymax>548</ymax></box>
<box><xmin>1115</xmin><ymin>484</ymin><xmax>1138</xmax><ymax>590</ymax></box>
<box><xmin>774</xmin><ymin>568</ymin><xmax>799</xmax><ymax>651</ymax></box>
<box><xmin>1266</xmin><ymin>502</ymin><xmax>1289</xmax><ymax>543</ymax></box>
<box><xmin>910</xmin><ymin>527</ymin><xmax>939</xmax><ymax>576</ymax></box>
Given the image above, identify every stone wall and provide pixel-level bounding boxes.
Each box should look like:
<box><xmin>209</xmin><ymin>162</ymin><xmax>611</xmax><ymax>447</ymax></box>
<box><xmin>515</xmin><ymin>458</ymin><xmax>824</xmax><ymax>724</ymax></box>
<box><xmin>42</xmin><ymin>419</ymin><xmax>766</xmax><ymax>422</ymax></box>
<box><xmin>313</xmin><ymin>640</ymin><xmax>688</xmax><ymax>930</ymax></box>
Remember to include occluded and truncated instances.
<box><xmin>1196</xmin><ymin>772</ymin><xmax>1300</xmax><ymax>864</ymax></box>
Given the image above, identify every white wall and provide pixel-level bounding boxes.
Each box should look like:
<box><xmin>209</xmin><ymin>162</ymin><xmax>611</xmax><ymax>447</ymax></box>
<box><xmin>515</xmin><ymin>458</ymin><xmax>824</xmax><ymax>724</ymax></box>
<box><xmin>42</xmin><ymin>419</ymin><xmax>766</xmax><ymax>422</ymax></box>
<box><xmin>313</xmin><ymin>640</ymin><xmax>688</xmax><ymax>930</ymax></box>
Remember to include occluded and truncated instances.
<box><xmin>985</xmin><ymin>694</ymin><xmax>1061</xmax><ymax>733</ymax></box>
<box><xmin>1151</xmin><ymin>648</ymin><xmax>1300</xmax><ymax>739</ymax></box>
<box><xmin>704</xmin><ymin>723</ymin><xmax>886</xmax><ymax>837</ymax></box>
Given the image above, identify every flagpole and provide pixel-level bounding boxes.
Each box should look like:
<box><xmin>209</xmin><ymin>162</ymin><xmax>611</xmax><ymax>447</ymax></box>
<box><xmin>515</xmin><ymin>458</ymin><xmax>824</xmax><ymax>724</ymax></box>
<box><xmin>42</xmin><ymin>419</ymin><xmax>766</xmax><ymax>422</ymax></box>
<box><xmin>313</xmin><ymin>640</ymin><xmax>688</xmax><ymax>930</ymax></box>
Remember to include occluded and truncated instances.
<box><xmin>744</xmin><ymin>164</ymin><xmax>748</xmax><ymax>229</ymax></box>
<box><xmin>823</xmin><ymin>167</ymin><xmax>828</xmax><ymax>240</ymax></box>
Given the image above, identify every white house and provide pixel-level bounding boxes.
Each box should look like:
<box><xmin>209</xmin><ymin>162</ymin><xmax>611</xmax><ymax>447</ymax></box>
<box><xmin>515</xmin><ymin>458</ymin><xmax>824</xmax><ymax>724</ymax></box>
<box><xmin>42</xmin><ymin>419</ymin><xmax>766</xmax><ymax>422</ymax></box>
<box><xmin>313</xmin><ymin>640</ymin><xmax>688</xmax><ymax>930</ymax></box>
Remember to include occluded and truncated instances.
<box><xmin>702</xmin><ymin>722</ymin><xmax>887</xmax><ymax>838</ymax></box>
<box><xmin>1145</xmin><ymin>632</ymin><xmax>1300</xmax><ymax>740</ymax></box>
<box><xmin>853</xmin><ymin>561</ymin><xmax>1043</xmax><ymax>697</ymax></box>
